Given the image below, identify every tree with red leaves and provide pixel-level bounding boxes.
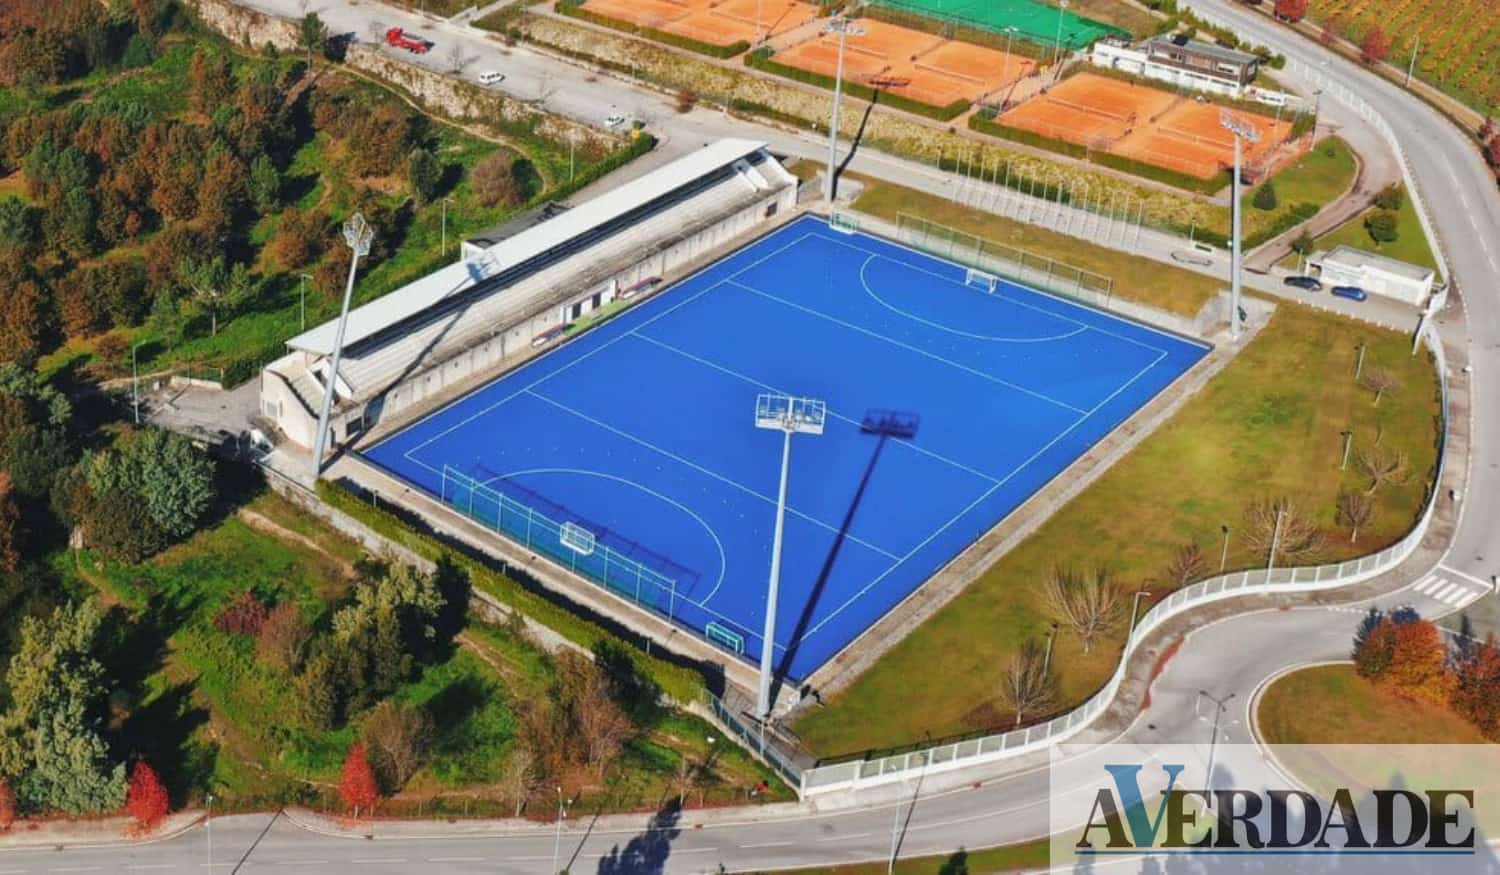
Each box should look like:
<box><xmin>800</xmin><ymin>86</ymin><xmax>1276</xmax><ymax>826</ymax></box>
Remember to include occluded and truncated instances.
<box><xmin>125</xmin><ymin>761</ymin><xmax>170</xmax><ymax>831</ymax></box>
<box><xmin>1361</xmin><ymin>28</ymin><xmax>1390</xmax><ymax>65</ymax></box>
<box><xmin>1384</xmin><ymin>619</ymin><xmax>1452</xmax><ymax>704</ymax></box>
<box><xmin>1452</xmin><ymin>636</ymin><xmax>1500</xmax><ymax>739</ymax></box>
<box><xmin>338</xmin><ymin>743</ymin><xmax>380</xmax><ymax>816</ymax></box>
<box><xmin>0</xmin><ymin>777</ymin><xmax>16</xmax><ymax>831</ymax></box>
<box><xmin>1274</xmin><ymin>0</ymin><xmax>1308</xmax><ymax>22</ymax></box>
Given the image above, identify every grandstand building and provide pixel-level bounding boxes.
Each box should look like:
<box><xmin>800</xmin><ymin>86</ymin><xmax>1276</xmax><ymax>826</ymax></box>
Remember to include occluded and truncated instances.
<box><xmin>259</xmin><ymin>139</ymin><xmax>798</xmax><ymax>453</ymax></box>
<box><xmin>1091</xmin><ymin>35</ymin><xmax>1261</xmax><ymax>98</ymax></box>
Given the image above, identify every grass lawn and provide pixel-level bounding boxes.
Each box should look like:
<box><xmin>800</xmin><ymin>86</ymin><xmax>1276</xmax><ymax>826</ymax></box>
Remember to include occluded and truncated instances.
<box><xmin>62</xmin><ymin>486</ymin><xmax>787</xmax><ymax>812</ymax></box>
<box><xmin>1304</xmin><ymin>185</ymin><xmax>1441</xmax><ymax>276</ymax></box>
<box><xmin>794</xmin><ymin>301</ymin><xmax>1442</xmax><ymax>758</ymax></box>
<box><xmin>1254</xmin><ymin>136</ymin><xmax>1357</xmax><ymax>209</ymax></box>
<box><xmin>850</xmin><ymin>181</ymin><xmax>1222</xmax><ymax>317</ymax></box>
<box><xmin>795</xmin><ymin>838</ymin><xmax>1051</xmax><ymax>874</ymax></box>
<box><xmin>1257</xmin><ymin>664</ymin><xmax>1486</xmax><ymax>744</ymax></box>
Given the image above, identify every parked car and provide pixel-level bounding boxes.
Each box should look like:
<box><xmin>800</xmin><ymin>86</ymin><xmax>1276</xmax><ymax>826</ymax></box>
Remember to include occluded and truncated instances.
<box><xmin>604</xmin><ymin>112</ymin><xmax>627</xmax><ymax>128</ymax></box>
<box><xmin>1283</xmin><ymin>275</ymin><xmax>1323</xmax><ymax>291</ymax></box>
<box><xmin>1331</xmin><ymin>285</ymin><xmax>1369</xmax><ymax>302</ymax></box>
<box><xmin>477</xmin><ymin>70</ymin><xmax>504</xmax><ymax>85</ymax></box>
<box><xmin>1171</xmin><ymin>250</ymin><xmax>1213</xmax><ymax>266</ymax></box>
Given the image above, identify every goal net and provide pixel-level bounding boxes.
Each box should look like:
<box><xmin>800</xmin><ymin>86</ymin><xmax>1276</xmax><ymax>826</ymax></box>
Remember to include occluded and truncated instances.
<box><xmin>830</xmin><ymin>210</ymin><xmax>859</xmax><ymax>235</ymax></box>
<box><xmin>965</xmin><ymin>267</ymin><xmax>999</xmax><ymax>293</ymax></box>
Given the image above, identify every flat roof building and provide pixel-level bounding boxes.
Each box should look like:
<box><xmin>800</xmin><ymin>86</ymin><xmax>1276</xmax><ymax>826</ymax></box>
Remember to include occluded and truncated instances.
<box><xmin>1308</xmin><ymin>244</ymin><xmax>1436</xmax><ymax>306</ymax></box>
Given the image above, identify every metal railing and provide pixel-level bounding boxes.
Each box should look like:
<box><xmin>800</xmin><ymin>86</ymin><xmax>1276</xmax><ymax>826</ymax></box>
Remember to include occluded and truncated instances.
<box><xmin>798</xmin><ymin>329</ymin><xmax>1448</xmax><ymax>795</ymax></box>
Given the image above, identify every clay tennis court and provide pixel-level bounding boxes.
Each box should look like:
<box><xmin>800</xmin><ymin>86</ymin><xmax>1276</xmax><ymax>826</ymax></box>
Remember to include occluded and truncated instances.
<box><xmin>774</xmin><ymin>18</ymin><xmax>1034</xmax><ymax>107</ymax></box>
<box><xmin>581</xmin><ymin>0</ymin><xmax>819</xmax><ymax>48</ymax></box>
<box><xmin>1000</xmin><ymin>72</ymin><xmax>1288</xmax><ymax>180</ymax></box>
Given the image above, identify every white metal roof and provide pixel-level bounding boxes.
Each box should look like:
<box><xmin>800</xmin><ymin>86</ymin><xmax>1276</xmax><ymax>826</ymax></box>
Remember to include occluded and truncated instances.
<box><xmin>1320</xmin><ymin>244</ymin><xmax>1435</xmax><ymax>284</ymax></box>
<box><xmin>287</xmin><ymin>138</ymin><xmax>770</xmax><ymax>356</ymax></box>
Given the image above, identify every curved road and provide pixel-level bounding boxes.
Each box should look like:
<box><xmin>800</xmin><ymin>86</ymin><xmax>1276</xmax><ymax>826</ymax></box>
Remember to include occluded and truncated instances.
<box><xmin>4</xmin><ymin>1</ymin><xmax>1497</xmax><ymax>871</ymax></box>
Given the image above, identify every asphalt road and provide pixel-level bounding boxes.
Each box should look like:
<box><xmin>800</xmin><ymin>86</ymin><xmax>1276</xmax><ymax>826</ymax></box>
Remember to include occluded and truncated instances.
<box><xmin>4</xmin><ymin>1</ymin><xmax>1495</xmax><ymax>871</ymax></box>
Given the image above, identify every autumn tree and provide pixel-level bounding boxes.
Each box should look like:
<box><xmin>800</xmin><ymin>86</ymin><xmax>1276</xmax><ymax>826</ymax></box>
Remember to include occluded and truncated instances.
<box><xmin>1451</xmin><ymin>636</ymin><xmax>1500</xmax><ymax>739</ymax></box>
<box><xmin>1043</xmin><ymin>568</ymin><xmax>1122</xmax><ymax>653</ymax></box>
<box><xmin>0</xmin><ymin>473</ymin><xmax>21</xmax><ymax>572</ymax></box>
<box><xmin>997</xmin><ymin>640</ymin><xmax>1060</xmax><ymax>728</ymax></box>
<box><xmin>0</xmin><ymin>259</ymin><xmax>56</xmax><ymax>367</ymax></box>
<box><xmin>498</xmin><ymin>747</ymin><xmax>541</xmax><ymax>817</ymax></box>
<box><xmin>214</xmin><ymin>591</ymin><xmax>271</xmax><ymax>636</ymax></box>
<box><xmin>1241</xmin><ymin>497</ymin><xmax>1323</xmax><ymax>566</ymax></box>
<box><xmin>0</xmin><ymin>777</ymin><xmax>14</xmax><ymax>831</ymax></box>
<box><xmin>363</xmin><ymin>702</ymin><xmax>432</xmax><ymax>793</ymax></box>
<box><xmin>269</xmin><ymin>207</ymin><xmax>326</xmax><ymax>270</ymax></box>
<box><xmin>1353</xmin><ymin>610</ymin><xmax>1398</xmax><ymax>678</ymax></box>
<box><xmin>125</xmin><ymin>760</ymin><xmax>170</xmax><ymax>831</ymax></box>
<box><xmin>188</xmin><ymin>48</ymin><xmax>235</xmax><ymax>114</ymax></box>
<box><xmin>1273</xmin><ymin>0</ymin><xmax>1308</xmax><ymax>22</ymax></box>
<box><xmin>338</xmin><ymin>743</ymin><xmax>380</xmax><ymax>815</ymax></box>
<box><xmin>1336</xmin><ymin>491</ymin><xmax>1374</xmax><ymax>542</ymax></box>
<box><xmin>256</xmin><ymin>602</ymin><xmax>313</xmax><ymax>672</ymax></box>
<box><xmin>470</xmin><ymin>152</ymin><xmax>524</xmax><ymax>208</ymax></box>
<box><xmin>1384</xmin><ymin>619</ymin><xmax>1452</xmax><ymax>705</ymax></box>
<box><xmin>1360</xmin><ymin>28</ymin><xmax>1390</xmax><ymax>65</ymax></box>
<box><xmin>195</xmin><ymin>148</ymin><xmax>248</xmax><ymax>234</ymax></box>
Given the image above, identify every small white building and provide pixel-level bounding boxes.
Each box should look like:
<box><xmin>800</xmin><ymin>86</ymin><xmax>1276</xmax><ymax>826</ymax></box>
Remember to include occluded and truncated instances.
<box><xmin>259</xmin><ymin>139</ymin><xmax>797</xmax><ymax>453</ymax></box>
<box><xmin>1308</xmin><ymin>244</ymin><xmax>1436</xmax><ymax>306</ymax></box>
<box><xmin>1091</xmin><ymin>36</ymin><xmax>1274</xmax><ymax>101</ymax></box>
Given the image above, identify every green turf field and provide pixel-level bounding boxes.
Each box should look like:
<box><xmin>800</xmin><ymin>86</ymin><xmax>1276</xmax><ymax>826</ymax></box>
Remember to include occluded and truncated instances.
<box><xmin>869</xmin><ymin>0</ymin><xmax>1126</xmax><ymax>52</ymax></box>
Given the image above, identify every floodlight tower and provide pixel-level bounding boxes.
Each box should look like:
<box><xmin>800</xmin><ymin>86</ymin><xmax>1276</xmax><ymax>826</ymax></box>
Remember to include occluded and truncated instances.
<box><xmin>823</xmin><ymin>16</ymin><xmax>865</xmax><ymax>203</ymax></box>
<box><xmin>1219</xmin><ymin>110</ymin><xmax>1259</xmax><ymax>341</ymax></box>
<box><xmin>310</xmin><ymin>213</ymin><xmax>374</xmax><ymax>477</ymax></box>
<box><xmin>753</xmin><ymin>392</ymin><xmax>826</xmax><ymax>723</ymax></box>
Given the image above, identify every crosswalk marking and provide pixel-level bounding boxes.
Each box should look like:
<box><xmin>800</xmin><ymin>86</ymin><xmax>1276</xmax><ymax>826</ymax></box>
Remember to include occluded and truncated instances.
<box><xmin>1415</xmin><ymin>575</ymin><xmax>1444</xmax><ymax>594</ymax></box>
<box><xmin>1408</xmin><ymin>572</ymin><xmax>1489</xmax><ymax>612</ymax></box>
<box><xmin>1433</xmin><ymin>581</ymin><xmax>1462</xmax><ymax>603</ymax></box>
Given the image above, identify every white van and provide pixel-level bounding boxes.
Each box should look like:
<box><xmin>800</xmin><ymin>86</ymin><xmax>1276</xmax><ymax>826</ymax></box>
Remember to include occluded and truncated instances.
<box><xmin>477</xmin><ymin>70</ymin><xmax>505</xmax><ymax>85</ymax></box>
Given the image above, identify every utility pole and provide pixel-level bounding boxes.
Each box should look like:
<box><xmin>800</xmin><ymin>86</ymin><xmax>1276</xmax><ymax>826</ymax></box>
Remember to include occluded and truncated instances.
<box><xmin>551</xmin><ymin>788</ymin><xmax>569</xmax><ymax>875</ymax></box>
<box><xmin>1405</xmin><ymin>35</ymin><xmax>1420</xmax><ymax>87</ymax></box>
<box><xmin>823</xmin><ymin>17</ymin><xmax>865</xmax><ymax>203</ymax></box>
<box><xmin>1220</xmin><ymin>111</ymin><xmax>1260</xmax><ymax>341</ymax></box>
<box><xmin>205</xmin><ymin>794</ymin><xmax>214</xmax><ymax>872</ymax></box>
<box><xmin>752</xmin><ymin>393</ymin><xmax>826</xmax><ymax>733</ymax></box>
<box><xmin>310</xmin><ymin>213</ymin><xmax>374</xmax><ymax>478</ymax></box>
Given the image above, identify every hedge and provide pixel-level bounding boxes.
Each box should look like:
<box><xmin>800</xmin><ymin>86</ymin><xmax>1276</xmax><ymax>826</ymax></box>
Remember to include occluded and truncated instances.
<box><xmin>968</xmin><ymin>113</ymin><xmax>1230</xmax><ymax>194</ymax></box>
<box><xmin>555</xmin><ymin>1</ymin><xmax>749</xmax><ymax>59</ymax></box>
<box><xmin>316</xmin><ymin>478</ymin><xmax>713</xmax><ymax>705</ymax></box>
<box><xmin>744</xmin><ymin>50</ymin><xmax>971</xmax><ymax>122</ymax></box>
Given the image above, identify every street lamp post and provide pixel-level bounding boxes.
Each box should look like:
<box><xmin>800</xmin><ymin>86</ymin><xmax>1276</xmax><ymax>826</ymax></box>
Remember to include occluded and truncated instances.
<box><xmin>310</xmin><ymin>213</ymin><xmax>374</xmax><ymax>478</ymax></box>
<box><xmin>1220</xmin><ymin>525</ymin><xmax>1230</xmax><ymax>571</ymax></box>
<box><xmin>205</xmin><ymin>793</ymin><xmax>214</xmax><ymax>871</ymax></box>
<box><xmin>752</xmin><ymin>393</ymin><xmax>826</xmax><ymax>730</ymax></box>
<box><xmin>551</xmin><ymin>788</ymin><xmax>569</xmax><ymax>875</ymax></box>
<box><xmin>1405</xmin><ymin>35</ymin><xmax>1420</xmax><ymax>87</ymax></box>
<box><xmin>1196</xmin><ymin>690</ymin><xmax>1235</xmax><ymax>807</ymax></box>
<box><xmin>1220</xmin><ymin>110</ymin><xmax>1260</xmax><ymax>341</ymax></box>
<box><xmin>298</xmin><ymin>272</ymin><xmax>312</xmax><ymax>332</ymax></box>
<box><xmin>823</xmin><ymin>17</ymin><xmax>866</xmax><ymax>203</ymax></box>
<box><xmin>1127</xmin><ymin>590</ymin><xmax>1153</xmax><ymax>640</ymax></box>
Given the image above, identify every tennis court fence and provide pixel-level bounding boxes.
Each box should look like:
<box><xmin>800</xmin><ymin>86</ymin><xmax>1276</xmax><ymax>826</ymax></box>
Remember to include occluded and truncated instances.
<box><xmin>893</xmin><ymin>212</ymin><xmax>1115</xmax><ymax>309</ymax></box>
<box><xmin>439</xmin><ymin>464</ymin><xmax>687</xmax><ymax>622</ymax></box>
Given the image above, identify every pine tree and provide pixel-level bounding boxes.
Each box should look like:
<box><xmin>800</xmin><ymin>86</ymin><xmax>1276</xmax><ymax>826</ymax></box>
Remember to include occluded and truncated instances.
<box><xmin>338</xmin><ymin>743</ymin><xmax>380</xmax><ymax>816</ymax></box>
<box><xmin>1252</xmin><ymin>180</ymin><xmax>1278</xmax><ymax>211</ymax></box>
<box><xmin>125</xmin><ymin>760</ymin><xmax>170</xmax><ymax>831</ymax></box>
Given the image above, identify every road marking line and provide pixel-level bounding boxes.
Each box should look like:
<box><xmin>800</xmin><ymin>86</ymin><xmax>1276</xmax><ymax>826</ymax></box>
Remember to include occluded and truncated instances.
<box><xmin>1414</xmin><ymin>575</ymin><xmax>1443</xmax><ymax>594</ymax></box>
<box><xmin>273</xmin><ymin>861</ymin><xmax>328</xmax><ymax>867</ymax></box>
<box><xmin>1432</xmin><ymin>582</ymin><xmax>1462</xmax><ymax>604</ymax></box>
<box><xmin>739</xmin><ymin>840</ymin><xmax>794</xmax><ymax>848</ymax></box>
<box><xmin>350</xmin><ymin>860</ymin><xmax>409</xmax><ymax>865</ymax></box>
<box><xmin>815</xmin><ymin>831</ymin><xmax>870</xmax><ymax>842</ymax></box>
<box><xmin>1439</xmin><ymin>564</ymin><xmax>1494</xmax><ymax>590</ymax></box>
<box><xmin>48</xmin><ymin>869</ymin><xmax>102</xmax><ymax>873</ymax></box>
<box><xmin>427</xmin><ymin>858</ymin><xmax>486</xmax><ymax>863</ymax></box>
<box><xmin>1442</xmin><ymin>586</ymin><xmax>1473</xmax><ymax>606</ymax></box>
<box><xmin>124</xmin><ymin>866</ymin><xmax>178</xmax><ymax>871</ymax></box>
<box><xmin>1452</xmin><ymin>592</ymin><xmax>1482</xmax><ymax>610</ymax></box>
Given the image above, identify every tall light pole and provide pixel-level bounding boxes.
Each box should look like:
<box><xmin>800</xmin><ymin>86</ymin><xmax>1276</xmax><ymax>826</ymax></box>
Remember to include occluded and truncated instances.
<box><xmin>298</xmin><ymin>272</ymin><xmax>312</xmax><ymax>332</ymax></box>
<box><xmin>1127</xmin><ymin>589</ymin><xmax>1153</xmax><ymax>640</ymax></box>
<box><xmin>1219</xmin><ymin>525</ymin><xmax>1230</xmax><ymax>571</ymax></box>
<box><xmin>310</xmin><ymin>213</ymin><xmax>374</xmax><ymax>478</ymax></box>
<box><xmin>1053</xmin><ymin>0</ymin><xmax>1070</xmax><ymax>69</ymax></box>
<box><xmin>823</xmin><ymin>17</ymin><xmax>866</xmax><ymax>203</ymax></box>
<box><xmin>1195</xmin><ymin>690</ymin><xmax>1235</xmax><ymax>808</ymax></box>
<box><xmin>205</xmin><ymin>793</ymin><xmax>214</xmax><ymax>871</ymax></box>
<box><xmin>752</xmin><ymin>393</ymin><xmax>826</xmax><ymax>729</ymax></box>
<box><xmin>551</xmin><ymin>788</ymin><xmax>569</xmax><ymax>875</ymax></box>
<box><xmin>1220</xmin><ymin>110</ymin><xmax>1260</xmax><ymax>341</ymax></box>
<box><xmin>1004</xmin><ymin>25</ymin><xmax>1018</xmax><ymax>64</ymax></box>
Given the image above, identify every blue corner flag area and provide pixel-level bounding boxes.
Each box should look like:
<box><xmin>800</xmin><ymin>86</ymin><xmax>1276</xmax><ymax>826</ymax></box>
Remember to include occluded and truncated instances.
<box><xmin>365</xmin><ymin>216</ymin><xmax>1208</xmax><ymax>681</ymax></box>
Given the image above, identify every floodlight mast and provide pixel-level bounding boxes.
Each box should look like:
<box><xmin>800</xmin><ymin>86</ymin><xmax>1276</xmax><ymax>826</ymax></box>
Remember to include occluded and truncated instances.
<box><xmin>1219</xmin><ymin>110</ymin><xmax>1259</xmax><ymax>341</ymax></box>
<box><xmin>310</xmin><ymin>213</ymin><xmax>374</xmax><ymax>477</ymax></box>
<box><xmin>753</xmin><ymin>393</ymin><xmax>825</xmax><ymax>726</ymax></box>
<box><xmin>823</xmin><ymin>17</ymin><xmax>865</xmax><ymax>203</ymax></box>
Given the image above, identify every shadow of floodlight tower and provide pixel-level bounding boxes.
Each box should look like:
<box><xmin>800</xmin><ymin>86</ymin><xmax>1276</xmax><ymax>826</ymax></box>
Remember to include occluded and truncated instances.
<box><xmin>311</xmin><ymin>212</ymin><xmax>375</xmax><ymax>478</ymax></box>
<box><xmin>1220</xmin><ymin>110</ymin><xmax>1260</xmax><ymax>342</ymax></box>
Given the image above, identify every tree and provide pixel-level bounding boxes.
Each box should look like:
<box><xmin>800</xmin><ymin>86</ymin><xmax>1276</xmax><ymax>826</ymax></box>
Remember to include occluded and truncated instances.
<box><xmin>339</xmin><ymin>743</ymin><xmax>381</xmax><ymax>815</ymax></box>
<box><xmin>1353</xmin><ymin>613</ymin><xmax>1397</xmax><ymax>678</ymax></box>
<box><xmin>1273</xmin><ymin>0</ymin><xmax>1308</xmax><ymax>22</ymax></box>
<box><xmin>1166</xmin><ymin>542</ymin><xmax>1203</xmax><ymax>587</ymax></box>
<box><xmin>1365</xmin><ymin>208</ymin><xmax>1399</xmax><ymax>243</ymax></box>
<box><xmin>1241</xmin><ymin>498</ymin><xmax>1323</xmax><ymax>566</ymax></box>
<box><xmin>188</xmin><ymin>49</ymin><xmax>235</xmax><ymax>114</ymax></box>
<box><xmin>1360</xmin><ymin>28</ymin><xmax>1390</xmax><ymax>65</ymax></box>
<box><xmin>195</xmin><ymin>148</ymin><xmax>247</xmax><ymax>234</ymax></box>
<box><xmin>1373</xmin><ymin>184</ymin><xmax>1404</xmax><ymax>210</ymax></box>
<box><xmin>1319</xmin><ymin>18</ymin><xmax>1339</xmax><ymax>46</ymax></box>
<box><xmin>363</xmin><ymin>702</ymin><xmax>432</xmax><ymax>793</ymax></box>
<box><xmin>1451</xmin><ymin>636</ymin><xmax>1500</xmax><ymax>739</ymax></box>
<box><xmin>1384</xmin><ymin>620</ymin><xmax>1452</xmax><ymax>705</ymax></box>
<box><xmin>247</xmin><ymin>155</ymin><xmax>281</xmax><ymax>213</ymax></box>
<box><xmin>0</xmin><ymin>260</ymin><xmax>55</xmax><ymax>367</ymax></box>
<box><xmin>1336</xmin><ymin>491</ymin><xmax>1374</xmax><ymax>542</ymax></box>
<box><xmin>1290</xmin><ymin>229</ymin><xmax>1315</xmax><ymax>257</ymax></box>
<box><xmin>1356</xmin><ymin>444</ymin><xmax>1410</xmax><ymax>495</ymax></box>
<box><xmin>1359</xmin><ymin>366</ymin><xmax>1401</xmax><ymax>405</ymax></box>
<box><xmin>86</xmin><ymin>428</ymin><xmax>216</xmax><ymax>542</ymax></box>
<box><xmin>498</xmin><ymin>747</ymin><xmax>540</xmax><ymax>817</ymax></box>
<box><xmin>331</xmin><ymin>563</ymin><xmax>447</xmax><ymax>711</ymax></box>
<box><xmin>1043</xmin><ymin>568</ymin><xmax>1122</xmax><ymax>653</ymax></box>
<box><xmin>124</xmin><ymin>760</ymin><xmax>170</xmax><ymax>831</ymax></box>
<box><xmin>1252</xmin><ymin>179</ymin><xmax>1278</xmax><ymax>210</ymax></box>
<box><xmin>297</xmin><ymin>13</ymin><xmax>327</xmax><ymax>66</ymax></box>
<box><xmin>256</xmin><ymin>603</ymin><xmax>313</xmax><ymax>672</ymax></box>
<box><xmin>0</xmin><ymin>473</ymin><xmax>21</xmax><ymax>572</ymax></box>
<box><xmin>997</xmin><ymin>640</ymin><xmax>1059</xmax><ymax>727</ymax></box>
<box><xmin>674</xmin><ymin>89</ymin><xmax>698</xmax><ymax>114</ymax></box>
<box><xmin>0</xmin><ymin>197</ymin><xmax>38</xmax><ymax>254</ymax></box>
<box><xmin>470</xmin><ymin>152</ymin><xmax>524</xmax><ymax>208</ymax></box>
<box><xmin>405</xmin><ymin>147</ymin><xmax>441</xmax><ymax>206</ymax></box>
<box><xmin>293</xmin><ymin>648</ymin><xmax>341</xmax><ymax>731</ymax></box>
<box><xmin>0</xmin><ymin>777</ymin><xmax>14</xmax><ymax>831</ymax></box>
<box><xmin>269</xmin><ymin>207</ymin><xmax>326</xmax><ymax>270</ymax></box>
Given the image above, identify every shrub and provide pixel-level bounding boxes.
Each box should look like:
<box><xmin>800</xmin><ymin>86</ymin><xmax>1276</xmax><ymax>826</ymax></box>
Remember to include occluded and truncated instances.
<box><xmin>124</xmin><ymin>761</ymin><xmax>170</xmax><ymax>831</ymax></box>
<box><xmin>1365</xmin><ymin>208</ymin><xmax>1399</xmax><ymax>243</ymax></box>
<box><xmin>256</xmin><ymin>603</ymin><xmax>312</xmax><ymax>672</ymax></box>
<box><xmin>214</xmin><ymin>591</ymin><xmax>271</xmax><ymax>636</ymax></box>
<box><xmin>1373</xmin><ymin>184</ymin><xmax>1404</xmax><ymax>210</ymax></box>
<box><xmin>1360</xmin><ymin>28</ymin><xmax>1389</xmax><ymax>65</ymax></box>
<box><xmin>1252</xmin><ymin>180</ymin><xmax>1278</xmax><ymax>210</ymax></box>
<box><xmin>674</xmin><ymin>89</ymin><xmax>697</xmax><ymax>114</ymax></box>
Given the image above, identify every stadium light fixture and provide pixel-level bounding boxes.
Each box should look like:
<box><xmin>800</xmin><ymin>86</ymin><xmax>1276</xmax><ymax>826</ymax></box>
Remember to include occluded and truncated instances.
<box><xmin>753</xmin><ymin>392</ymin><xmax>826</xmax><ymax>725</ymax></box>
<box><xmin>310</xmin><ymin>212</ymin><xmax>374</xmax><ymax>478</ymax></box>
<box><xmin>1219</xmin><ymin>110</ymin><xmax>1259</xmax><ymax>341</ymax></box>
<box><xmin>823</xmin><ymin>17</ymin><xmax>865</xmax><ymax>203</ymax></box>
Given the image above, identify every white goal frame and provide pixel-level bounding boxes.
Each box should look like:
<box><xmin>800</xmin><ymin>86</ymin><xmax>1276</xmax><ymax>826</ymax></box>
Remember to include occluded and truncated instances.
<box><xmin>559</xmin><ymin>520</ymin><xmax>596</xmax><ymax>556</ymax></box>
<box><xmin>965</xmin><ymin>267</ymin><xmax>999</xmax><ymax>293</ymax></box>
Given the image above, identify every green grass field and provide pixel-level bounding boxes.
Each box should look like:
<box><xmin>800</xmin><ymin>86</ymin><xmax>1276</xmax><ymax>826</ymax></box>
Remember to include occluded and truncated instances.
<box><xmin>795</xmin><ymin>299</ymin><xmax>1442</xmax><ymax>757</ymax></box>
<box><xmin>1252</xmin><ymin>136</ymin><xmax>1358</xmax><ymax>210</ymax></box>
<box><xmin>1306</xmin><ymin>185</ymin><xmax>1441</xmax><ymax>275</ymax></box>
<box><xmin>1258</xmin><ymin>664</ymin><xmax>1486</xmax><ymax>744</ymax></box>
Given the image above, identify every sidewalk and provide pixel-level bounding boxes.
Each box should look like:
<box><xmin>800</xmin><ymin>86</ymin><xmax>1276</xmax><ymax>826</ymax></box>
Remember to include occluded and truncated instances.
<box><xmin>0</xmin><ymin>811</ymin><xmax>202</xmax><ymax>851</ymax></box>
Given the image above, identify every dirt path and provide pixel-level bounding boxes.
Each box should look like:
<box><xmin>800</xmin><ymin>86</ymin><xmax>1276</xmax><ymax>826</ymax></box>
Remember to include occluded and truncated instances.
<box><xmin>239</xmin><ymin>508</ymin><xmax>358</xmax><ymax>578</ymax></box>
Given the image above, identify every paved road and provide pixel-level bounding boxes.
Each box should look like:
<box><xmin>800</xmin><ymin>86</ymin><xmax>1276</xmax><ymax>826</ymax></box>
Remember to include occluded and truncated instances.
<box><xmin>5</xmin><ymin>1</ymin><xmax>1492</xmax><ymax>871</ymax></box>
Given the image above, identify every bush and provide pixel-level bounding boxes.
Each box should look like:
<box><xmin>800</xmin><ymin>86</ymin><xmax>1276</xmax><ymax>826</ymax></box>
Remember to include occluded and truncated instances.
<box><xmin>1252</xmin><ymin>180</ymin><xmax>1279</xmax><ymax>210</ymax></box>
<box><xmin>1291</xmin><ymin>229</ymin><xmax>1316</xmax><ymax>256</ymax></box>
<box><xmin>1373</xmin><ymin>184</ymin><xmax>1404</xmax><ymax>211</ymax></box>
<box><xmin>214</xmin><ymin>591</ymin><xmax>271</xmax><ymax>636</ymax></box>
<box><xmin>1365</xmin><ymin>208</ymin><xmax>1399</xmax><ymax>243</ymax></box>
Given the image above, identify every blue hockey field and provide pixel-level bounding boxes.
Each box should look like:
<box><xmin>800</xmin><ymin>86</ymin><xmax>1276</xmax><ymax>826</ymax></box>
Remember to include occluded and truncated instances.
<box><xmin>365</xmin><ymin>215</ymin><xmax>1208</xmax><ymax>681</ymax></box>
